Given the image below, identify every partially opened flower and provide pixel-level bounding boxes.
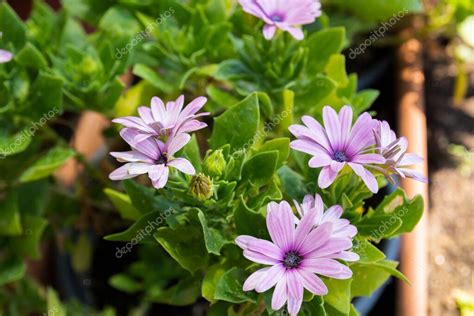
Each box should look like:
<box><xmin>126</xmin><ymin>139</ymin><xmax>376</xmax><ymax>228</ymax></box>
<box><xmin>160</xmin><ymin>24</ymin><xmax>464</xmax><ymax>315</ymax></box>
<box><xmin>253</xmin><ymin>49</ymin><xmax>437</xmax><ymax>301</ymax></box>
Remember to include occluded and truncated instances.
<box><xmin>113</xmin><ymin>95</ymin><xmax>209</xmax><ymax>143</ymax></box>
<box><xmin>289</xmin><ymin>106</ymin><xmax>386</xmax><ymax>193</ymax></box>
<box><xmin>236</xmin><ymin>201</ymin><xmax>356</xmax><ymax>316</ymax></box>
<box><xmin>0</xmin><ymin>49</ymin><xmax>13</xmax><ymax>63</ymax></box>
<box><xmin>239</xmin><ymin>0</ymin><xmax>321</xmax><ymax>40</ymax></box>
<box><xmin>374</xmin><ymin>120</ymin><xmax>428</xmax><ymax>183</ymax></box>
<box><xmin>109</xmin><ymin>128</ymin><xmax>195</xmax><ymax>189</ymax></box>
<box><xmin>294</xmin><ymin>194</ymin><xmax>358</xmax><ymax>248</ymax></box>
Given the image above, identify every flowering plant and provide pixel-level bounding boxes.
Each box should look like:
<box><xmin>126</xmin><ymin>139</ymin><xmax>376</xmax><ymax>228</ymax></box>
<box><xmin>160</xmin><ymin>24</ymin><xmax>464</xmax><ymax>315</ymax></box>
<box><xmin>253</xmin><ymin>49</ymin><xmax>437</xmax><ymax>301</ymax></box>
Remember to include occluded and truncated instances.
<box><xmin>0</xmin><ymin>0</ymin><xmax>425</xmax><ymax>315</ymax></box>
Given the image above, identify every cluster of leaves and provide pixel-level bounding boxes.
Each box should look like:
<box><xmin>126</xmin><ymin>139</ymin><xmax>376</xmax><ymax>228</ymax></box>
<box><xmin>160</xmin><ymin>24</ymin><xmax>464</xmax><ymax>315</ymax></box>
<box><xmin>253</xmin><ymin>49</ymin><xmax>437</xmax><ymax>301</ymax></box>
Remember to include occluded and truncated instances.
<box><xmin>0</xmin><ymin>0</ymin><xmax>426</xmax><ymax>315</ymax></box>
<box><xmin>0</xmin><ymin>1</ymin><xmax>131</xmax><ymax>314</ymax></box>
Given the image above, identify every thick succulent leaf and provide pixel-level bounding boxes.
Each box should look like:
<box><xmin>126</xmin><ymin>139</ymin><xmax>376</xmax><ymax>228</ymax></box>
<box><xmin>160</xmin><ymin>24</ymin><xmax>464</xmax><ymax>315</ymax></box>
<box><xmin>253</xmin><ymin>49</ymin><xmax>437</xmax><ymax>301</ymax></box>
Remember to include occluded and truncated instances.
<box><xmin>209</xmin><ymin>93</ymin><xmax>260</xmax><ymax>151</ymax></box>
<box><xmin>20</xmin><ymin>146</ymin><xmax>75</xmax><ymax>183</ymax></box>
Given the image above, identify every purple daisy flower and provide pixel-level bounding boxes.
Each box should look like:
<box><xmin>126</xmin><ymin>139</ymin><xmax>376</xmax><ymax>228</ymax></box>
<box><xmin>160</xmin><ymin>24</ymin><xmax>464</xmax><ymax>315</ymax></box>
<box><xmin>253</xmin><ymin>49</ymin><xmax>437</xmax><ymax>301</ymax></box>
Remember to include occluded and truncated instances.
<box><xmin>0</xmin><ymin>49</ymin><xmax>13</xmax><ymax>63</ymax></box>
<box><xmin>109</xmin><ymin>128</ymin><xmax>195</xmax><ymax>189</ymax></box>
<box><xmin>374</xmin><ymin>120</ymin><xmax>428</xmax><ymax>183</ymax></box>
<box><xmin>238</xmin><ymin>0</ymin><xmax>322</xmax><ymax>40</ymax></box>
<box><xmin>289</xmin><ymin>105</ymin><xmax>386</xmax><ymax>193</ymax></box>
<box><xmin>236</xmin><ymin>201</ymin><xmax>356</xmax><ymax>315</ymax></box>
<box><xmin>113</xmin><ymin>95</ymin><xmax>209</xmax><ymax>143</ymax></box>
<box><xmin>294</xmin><ymin>194</ymin><xmax>358</xmax><ymax>247</ymax></box>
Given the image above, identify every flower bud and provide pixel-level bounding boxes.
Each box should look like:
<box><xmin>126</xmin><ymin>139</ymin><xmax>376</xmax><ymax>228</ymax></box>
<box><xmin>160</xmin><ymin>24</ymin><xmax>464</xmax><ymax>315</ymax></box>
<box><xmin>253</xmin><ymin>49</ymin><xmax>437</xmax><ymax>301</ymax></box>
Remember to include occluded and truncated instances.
<box><xmin>203</xmin><ymin>149</ymin><xmax>226</xmax><ymax>177</ymax></box>
<box><xmin>189</xmin><ymin>173</ymin><xmax>213</xmax><ymax>201</ymax></box>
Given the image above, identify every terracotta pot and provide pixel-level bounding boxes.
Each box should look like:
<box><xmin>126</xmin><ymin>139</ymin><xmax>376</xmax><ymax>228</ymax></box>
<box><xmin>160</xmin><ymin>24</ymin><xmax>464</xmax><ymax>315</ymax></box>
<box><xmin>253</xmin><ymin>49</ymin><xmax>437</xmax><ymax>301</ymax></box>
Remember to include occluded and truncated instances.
<box><xmin>395</xmin><ymin>17</ymin><xmax>429</xmax><ymax>316</ymax></box>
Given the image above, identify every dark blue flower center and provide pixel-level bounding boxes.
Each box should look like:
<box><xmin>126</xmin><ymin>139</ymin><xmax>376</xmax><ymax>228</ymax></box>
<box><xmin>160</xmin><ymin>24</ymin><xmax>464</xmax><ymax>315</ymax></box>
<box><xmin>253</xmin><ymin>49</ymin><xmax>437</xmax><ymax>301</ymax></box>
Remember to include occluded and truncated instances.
<box><xmin>333</xmin><ymin>151</ymin><xmax>348</xmax><ymax>162</ymax></box>
<box><xmin>283</xmin><ymin>251</ymin><xmax>302</xmax><ymax>269</ymax></box>
<box><xmin>270</xmin><ymin>14</ymin><xmax>283</xmax><ymax>22</ymax></box>
<box><xmin>156</xmin><ymin>153</ymin><xmax>168</xmax><ymax>165</ymax></box>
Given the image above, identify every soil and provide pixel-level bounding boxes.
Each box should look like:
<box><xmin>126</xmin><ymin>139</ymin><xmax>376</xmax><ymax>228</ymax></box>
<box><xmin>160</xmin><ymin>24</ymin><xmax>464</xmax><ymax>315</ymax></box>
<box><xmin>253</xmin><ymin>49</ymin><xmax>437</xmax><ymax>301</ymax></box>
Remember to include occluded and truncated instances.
<box><xmin>425</xmin><ymin>39</ymin><xmax>474</xmax><ymax>316</ymax></box>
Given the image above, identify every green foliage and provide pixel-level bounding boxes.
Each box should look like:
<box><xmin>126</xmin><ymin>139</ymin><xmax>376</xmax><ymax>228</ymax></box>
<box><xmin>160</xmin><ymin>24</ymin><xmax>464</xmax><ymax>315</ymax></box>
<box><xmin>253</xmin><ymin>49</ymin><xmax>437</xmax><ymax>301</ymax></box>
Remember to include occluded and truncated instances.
<box><xmin>210</xmin><ymin>93</ymin><xmax>260</xmax><ymax>151</ymax></box>
<box><xmin>356</xmin><ymin>188</ymin><xmax>424</xmax><ymax>242</ymax></box>
<box><xmin>20</xmin><ymin>146</ymin><xmax>75</xmax><ymax>182</ymax></box>
<box><xmin>214</xmin><ymin>268</ymin><xmax>258</xmax><ymax>304</ymax></box>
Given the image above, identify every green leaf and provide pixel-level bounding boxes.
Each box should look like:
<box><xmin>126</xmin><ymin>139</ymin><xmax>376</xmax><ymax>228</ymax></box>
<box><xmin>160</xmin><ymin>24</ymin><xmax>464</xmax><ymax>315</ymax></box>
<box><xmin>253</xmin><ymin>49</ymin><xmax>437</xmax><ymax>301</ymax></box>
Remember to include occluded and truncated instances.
<box><xmin>71</xmin><ymin>233</ymin><xmax>93</xmax><ymax>273</ymax></box>
<box><xmin>114</xmin><ymin>80</ymin><xmax>157</xmax><ymax>117</ymax></box>
<box><xmin>306</xmin><ymin>27</ymin><xmax>346</xmax><ymax>73</ymax></box>
<box><xmin>209</xmin><ymin>94</ymin><xmax>260</xmax><ymax>151</ymax></box>
<box><xmin>14</xmin><ymin>42</ymin><xmax>47</xmax><ymax>68</ymax></box>
<box><xmin>0</xmin><ymin>193</ymin><xmax>22</xmax><ymax>236</ymax></box>
<box><xmin>46</xmin><ymin>288</ymin><xmax>66</xmax><ymax>316</ymax></box>
<box><xmin>104</xmin><ymin>188</ymin><xmax>141</xmax><ymax>221</ymax></box>
<box><xmin>338</xmin><ymin>73</ymin><xmax>358</xmax><ymax>99</ymax></box>
<box><xmin>277</xmin><ymin>166</ymin><xmax>308</xmax><ymax>200</ymax></box>
<box><xmin>20</xmin><ymin>147</ymin><xmax>75</xmax><ymax>183</ymax></box>
<box><xmin>133</xmin><ymin>64</ymin><xmax>173</xmax><ymax>94</ymax></box>
<box><xmin>202</xmin><ymin>262</ymin><xmax>230</xmax><ymax>303</ymax></box>
<box><xmin>0</xmin><ymin>129</ymin><xmax>33</xmax><ymax>158</ymax></box>
<box><xmin>206</xmin><ymin>85</ymin><xmax>240</xmax><ymax>111</ymax></box>
<box><xmin>323</xmin><ymin>278</ymin><xmax>352</xmax><ymax>314</ymax></box>
<box><xmin>28</xmin><ymin>72</ymin><xmax>64</xmax><ymax>120</ymax></box>
<box><xmin>356</xmin><ymin>213</ymin><xmax>402</xmax><ymax>242</ymax></box>
<box><xmin>104</xmin><ymin>210</ymin><xmax>167</xmax><ymax>244</ymax></box>
<box><xmin>241</xmin><ymin>151</ymin><xmax>279</xmax><ymax>187</ymax></box>
<box><xmin>255</xmin><ymin>138</ymin><xmax>290</xmax><ymax>170</ymax></box>
<box><xmin>109</xmin><ymin>274</ymin><xmax>142</xmax><ymax>294</ymax></box>
<box><xmin>351</xmin><ymin>260</ymin><xmax>408</xmax><ymax>298</ymax></box>
<box><xmin>11</xmin><ymin>215</ymin><xmax>48</xmax><ymax>259</ymax></box>
<box><xmin>98</xmin><ymin>77</ymin><xmax>124</xmax><ymax>111</ymax></box>
<box><xmin>233</xmin><ymin>195</ymin><xmax>268</xmax><ymax>239</ymax></box>
<box><xmin>278</xmin><ymin>89</ymin><xmax>294</xmax><ymax>133</ymax></box>
<box><xmin>99</xmin><ymin>6</ymin><xmax>141</xmax><ymax>37</ymax></box>
<box><xmin>359</xmin><ymin>188</ymin><xmax>425</xmax><ymax>240</ymax></box>
<box><xmin>350</xmin><ymin>262</ymin><xmax>393</xmax><ymax>297</ymax></box>
<box><xmin>388</xmin><ymin>195</ymin><xmax>424</xmax><ymax>237</ymax></box>
<box><xmin>0</xmin><ymin>256</ymin><xmax>25</xmax><ymax>286</ymax></box>
<box><xmin>0</xmin><ymin>3</ymin><xmax>26</xmax><ymax>50</ymax></box>
<box><xmin>214</xmin><ymin>267</ymin><xmax>257</xmax><ymax>304</ymax></box>
<box><xmin>324</xmin><ymin>304</ymin><xmax>359</xmax><ymax>316</ymax></box>
<box><xmin>295</xmin><ymin>76</ymin><xmax>337</xmax><ymax>115</ymax></box>
<box><xmin>325</xmin><ymin>54</ymin><xmax>349</xmax><ymax>86</ymax></box>
<box><xmin>301</xmin><ymin>297</ymin><xmax>326</xmax><ymax>316</ymax></box>
<box><xmin>214</xmin><ymin>59</ymin><xmax>251</xmax><ymax>80</ymax></box>
<box><xmin>183</xmin><ymin>135</ymin><xmax>202</xmax><ymax>172</ymax></box>
<box><xmin>123</xmin><ymin>180</ymin><xmax>172</xmax><ymax>214</ymax></box>
<box><xmin>208</xmin><ymin>301</ymin><xmax>231</xmax><ymax>316</ymax></box>
<box><xmin>373</xmin><ymin>260</ymin><xmax>409</xmax><ymax>283</ymax></box>
<box><xmin>246</xmin><ymin>178</ymin><xmax>282</xmax><ymax>209</ymax></box>
<box><xmin>196</xmin><ymin>209</ymin><xmax>227</xmax><ymax>255</ymax></box>
<box><xmin>351</xmin><ymin>90</ymin><xmax>379</xmax><ymax>113</ymax></box>
<box><xmin>256</xmin><ymin>91</ymin><xmax>273</xmax><ymax>118</ymax></box>
<box><xmin>149</xmin><ymin>276</ymin><xmax>201</xmax><ymax>306</ymax></box>
<box><xmin>353</xmin><ymin>238</ymin><xmax>386</xmax><ymax>263</ymax></box>
<box><xmin>154</xmin><ymin>224</ymin><xmax>208</xmax><ymax>273</ymax></box>
<box><xmin>17</xmin><ymin>180</ymin><xmax>49</xmax><ymax>216</ymax></box>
